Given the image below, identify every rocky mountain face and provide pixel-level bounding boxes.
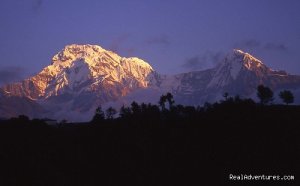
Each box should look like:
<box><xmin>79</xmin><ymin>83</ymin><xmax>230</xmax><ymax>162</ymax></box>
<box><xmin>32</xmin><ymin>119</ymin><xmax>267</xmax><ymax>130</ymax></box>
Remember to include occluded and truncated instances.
<box><xmin>1</xmin><ymin>45</ymin><xmax>300</xmax><ymax>121</ymax></box>
<box><xmin>2</xmin><ymin>44</ymin><xmax>153</xmax><ymax>99</ymax></box>
<box><xmin>1</xmin><ymin>44</ymin><xmax>155</xmax><ymax>120</ymax></box>
<box><xmin>166</xmin><ymin>49</ymin><xmax>300</xmax><ymax>105</ymax></box>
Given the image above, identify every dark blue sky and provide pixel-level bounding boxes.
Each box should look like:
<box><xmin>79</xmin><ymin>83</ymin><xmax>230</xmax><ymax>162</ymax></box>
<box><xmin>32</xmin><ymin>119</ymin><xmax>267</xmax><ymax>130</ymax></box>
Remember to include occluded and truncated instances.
<box><xmin>0</xmin><ymin>0</ymin><xmax>300</xmax><ymax>85</ymax></box>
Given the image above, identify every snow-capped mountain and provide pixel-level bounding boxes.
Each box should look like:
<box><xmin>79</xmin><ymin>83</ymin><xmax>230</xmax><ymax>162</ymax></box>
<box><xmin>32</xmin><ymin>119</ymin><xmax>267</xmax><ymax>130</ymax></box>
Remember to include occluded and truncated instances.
<box><xmin>1</xmin><ymin>44</ymin><xmax>155</xmax><ymax>120</ymax></box>
<box><xmin>165</xmin><ymin>49</ymin><xmax>300</xmax><ymax>105</ymax></box>
<box><xmin>1</xmin><ymin>45</ymin><xmax>300</xmax><ymax>121</ymax></box>
<box><xmin>2</xmin><ymin>44</ymin><xmax>153</xmax><ymax>99</ymax></box>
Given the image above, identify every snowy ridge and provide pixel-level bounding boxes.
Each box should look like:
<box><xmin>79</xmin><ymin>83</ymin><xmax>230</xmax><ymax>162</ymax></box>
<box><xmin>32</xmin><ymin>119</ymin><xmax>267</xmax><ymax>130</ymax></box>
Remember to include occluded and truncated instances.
<box><xmin>170</xmin><ymin>49</ymin><xmax>300</xmax><ymax>105</ymax></box>
<box><xmin>0</xmin><ymin>44</ymin><xmax>157</xmax><ymax>121</ymax></box>
<box><xmin>2</xmin><ymin>44</ymin><xmax>154</xmax><ymax>99</ymax></box>
<box><xmin>1</xmin><ymin>47</ymin><xmax>300</xmax><ymax>121</ymax></box>
<box><xmin>207</xmin><ymin>49</ymin><xmax>269</xmax><ymax>88</ymax></box>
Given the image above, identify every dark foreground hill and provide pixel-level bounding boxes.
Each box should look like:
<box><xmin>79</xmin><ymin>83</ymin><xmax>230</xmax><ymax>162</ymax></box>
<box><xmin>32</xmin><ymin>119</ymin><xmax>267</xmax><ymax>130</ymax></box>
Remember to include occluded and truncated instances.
<box><xmin>0</xmin><ymin>101</ymin><xmax>299</xmax><ymax>186</ymax></box>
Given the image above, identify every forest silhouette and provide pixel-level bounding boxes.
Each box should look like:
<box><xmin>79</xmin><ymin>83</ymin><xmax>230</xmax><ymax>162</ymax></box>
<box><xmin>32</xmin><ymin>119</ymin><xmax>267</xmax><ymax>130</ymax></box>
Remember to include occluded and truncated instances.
<box><xmin>0</xmin><ymin>86</ymin><xmax>299</xmax><ymax>186</ymax></box>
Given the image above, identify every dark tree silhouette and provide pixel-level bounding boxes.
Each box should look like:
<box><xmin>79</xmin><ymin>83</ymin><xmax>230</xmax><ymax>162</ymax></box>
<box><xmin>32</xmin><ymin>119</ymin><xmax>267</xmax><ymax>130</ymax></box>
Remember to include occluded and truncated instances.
<box><xmin>159</xmin><ymin>92</ymin><xmax>174</xmax><ymax>110</ymax></box>
<box><xmin>119</xmin><ymin>105</ymin><xmax>132</xmax><ymax>118</ymax></box>
<box><xmin>279</xmin><ymin>90</ymin><xmax>294</xmax><ymax>105</ymax></box>
<box><xmin>131</xmin><ymin>101</ymin><xmax>141</xmax><ymax>115</ymax></box>
<box><xmin>9</xmin><ymin>115</ymin><xmax>30</xmax><ymax>123</ymax></box>
<box><xmin>106</xmin><ymin>107</ymin><xmax>117</xmax><ymax>119</ymax></box>
<box><xmin>257</xmin><ymin>85</ymin><xmax>274</xmax><ymax>105</ymax></box>
<box><xmin>165</xmin><ymin>92</ymin><xmax>175</xmax><ymax>108</ymax></box>
<box><xmin>91</xmin><ymin>106</ymin><xmax>105</xmax><ymax>122</ymax></box>
<box><xmin>159</xmin><ymin>94</ymin><xmax>167</xmax><ymax>110</ymax></box>
<box><xmin>223</xmin><ymin>92</ymin><xmax>229</xmax><ymax>101</ymax></box>
<box><xmin>18</xmin><ymin>115</ymin><xmax>30</xmax><ymax>122</ymax></box>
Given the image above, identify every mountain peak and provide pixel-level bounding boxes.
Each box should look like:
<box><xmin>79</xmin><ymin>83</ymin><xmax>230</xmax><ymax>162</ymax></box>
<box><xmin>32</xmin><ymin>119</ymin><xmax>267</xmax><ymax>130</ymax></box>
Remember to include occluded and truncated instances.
<box><xmin>64</xmin><ymin>44</ymin><xmax>104</xmax><ymax>51</ymax></box>
<box><xmin>231</xmin><ymin>49</ymin><xmax>263</xmax><ymax>66</ymax></box>
<box><xmin>233</xmin><ymin>49</ymin><xmax>246</xmax><ymax>55</ymax></box>
<box><xmin>51</xmin><ymin>44</ymin><xmax>152</xmax><ymax>70</ymax></box>
<box><xmin>51</xmin><ymin>44</ymin><xmax>111</xmax><ymax>65</ymax></box>
<box><xmin>221</xmin><ymin>49</ymin><xmax>265</xmax><ymax>74</ymax></box>
<box><xmin>207</xmin><ymin>49</ymin><xmax>269</xmax><ymax>88</ymax></box>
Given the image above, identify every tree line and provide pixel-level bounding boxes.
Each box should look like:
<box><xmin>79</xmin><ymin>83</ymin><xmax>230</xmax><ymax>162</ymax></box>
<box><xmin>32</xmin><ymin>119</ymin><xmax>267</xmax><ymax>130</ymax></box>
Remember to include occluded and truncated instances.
<box><xmin>91</xmin><ymin>85</ymin><xmax>295</xmax><ymax>123</ymax></box>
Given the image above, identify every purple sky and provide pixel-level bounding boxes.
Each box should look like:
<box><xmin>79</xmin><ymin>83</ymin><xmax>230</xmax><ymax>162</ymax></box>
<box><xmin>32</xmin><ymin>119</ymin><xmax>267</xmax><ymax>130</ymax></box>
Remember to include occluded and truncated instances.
<box><xmin>0</xmin><ymin>0</ymin><xmax>300</xmax><ymax>85</ymax></box>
